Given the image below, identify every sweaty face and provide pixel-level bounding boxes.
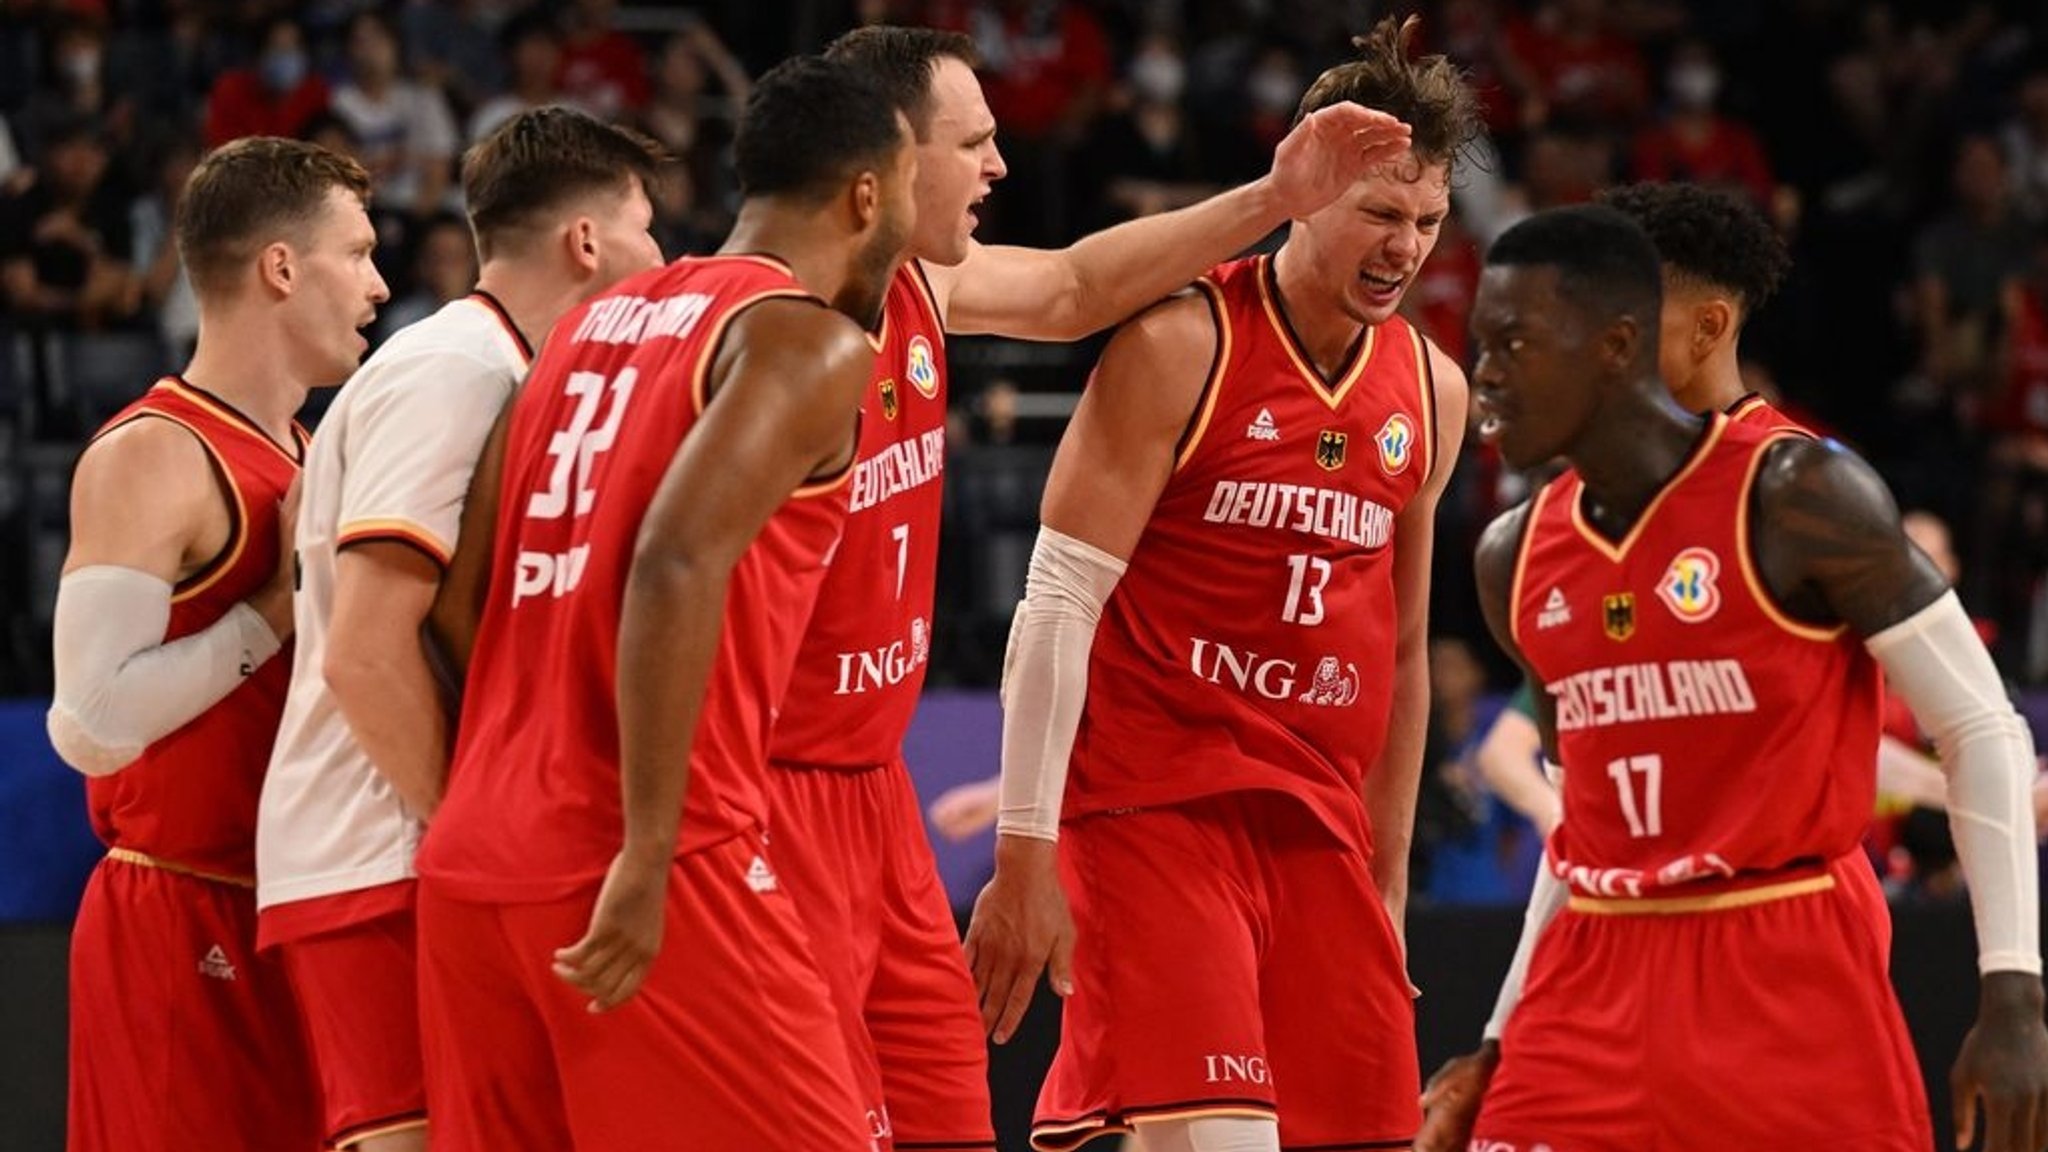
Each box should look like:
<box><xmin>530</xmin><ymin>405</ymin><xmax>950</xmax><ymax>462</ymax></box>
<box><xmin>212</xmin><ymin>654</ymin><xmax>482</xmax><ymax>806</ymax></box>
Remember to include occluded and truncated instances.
<box><xmin>1292</xmin><ymin>152</ymin><xmax>1450</xmax><ymax>327</ymax></box>
<box><xmin>1469</xmin><ymin>263</ymin><xmax>1601</xmax><ymax>471</ymax></box>
<box><xmin>590</xmin><ymin>179</ymin><xmax>665</xmax><ymax>289</ymax></box>
<box><xmin>287</xmin><ymin>187</ymin><xmax>389</xmax><ymax>385</ymax></box>
<box><xmin>911</xmin><ymin>57</ymin><xmax>1005</xmax><ymax>266</ymax></box>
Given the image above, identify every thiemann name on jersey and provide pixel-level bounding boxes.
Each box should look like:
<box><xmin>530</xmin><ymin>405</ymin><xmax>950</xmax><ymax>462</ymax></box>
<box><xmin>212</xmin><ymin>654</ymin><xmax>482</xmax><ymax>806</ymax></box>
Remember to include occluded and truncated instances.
<box><xmin>1201</xmin><ymin>480</ymin><xmax>1393</xmax><ymax>549</ymax></box>
<box><xmin>1549</xmin><ymin>659</ymin><xmax>1757</xmax><ymax>731</ymax></box>
<box><xmin>850</xmin><ymin>427</ymin><xmax>945</xmax><ymax>513</ymax></box>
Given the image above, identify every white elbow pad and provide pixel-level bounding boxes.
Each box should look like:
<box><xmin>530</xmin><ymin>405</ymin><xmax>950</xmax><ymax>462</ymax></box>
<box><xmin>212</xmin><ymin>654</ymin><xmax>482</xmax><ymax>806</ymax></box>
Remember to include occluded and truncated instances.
<box><xmin>996</xmin><ymin>528</ymin><xmax>1128</xmax><ymax>842</ymax></box>
<box><xmin>1867</xmin><ymin>590</ymin><xmax>2042</xmax><ymax>975</ymax></box>
<box><xmin>48</xmin><ymin>565</ymin><xmax>282</xmax><ymax>777</ymax></box>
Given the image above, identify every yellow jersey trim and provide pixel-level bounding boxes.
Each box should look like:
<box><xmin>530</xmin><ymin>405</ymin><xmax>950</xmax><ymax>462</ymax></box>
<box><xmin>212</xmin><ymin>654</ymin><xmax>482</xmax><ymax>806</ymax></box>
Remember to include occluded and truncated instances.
<box><xmin>1172</xmin><ymin>277</ymin><xmax>1231</xmax><ymax>473</ymax></box>
<box><xmin>161</xmin><ymin>379</ymin><xmax>303</xmax><ymax>467</ymax></box>
<box><xmin>1508</xmin><ymin>485</ymin><xmax>1556</xmax><ymax>653</ymax></box>
<box><xmin>337</xmin><ymin>518</ymin><xmax>454</xmax><ymax>568</ymax></box>
<box><xmin>106</xmin><ymin>846</ymin><xmax>256</xmax><ymax>889</ymax></box>
<box><xmin>1253</xmin><ymin>255</ymin><xmax>1376</xmax><ymax>411</ymax></box>
<box><xmin>1569</xmin><ymin>873</ymin><xmax>1835</xmax><ymax>915</ymax></box>
<box><xmin>1735</xmin><ymin>430</ymin><xmax>1849</xmax><ymax>641</ymax></box>
<box><xmin>1567</xmin><ymin>413</ymin><xmax>1729</xmax><ymax>562</ymax></box>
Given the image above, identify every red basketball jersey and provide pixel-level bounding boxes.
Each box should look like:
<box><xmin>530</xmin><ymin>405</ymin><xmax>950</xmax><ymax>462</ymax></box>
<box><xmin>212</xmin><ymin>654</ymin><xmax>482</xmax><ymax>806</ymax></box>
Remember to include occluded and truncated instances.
<box><xmin>417</xmin><ymin>256</ymin><xmax>853</xmax><ymax>903</ymax></box>
<box><xmin>85</xmin><ymin>378</ymin><xmax>305</xmax><ymax>878</ymax></box>
<box><xmin>1510</xmin><ymin>413</ymin><xmax>1884</xmax><ymax>896</ymax></box>
<box><xmin>1068</xmin><ymin>254</ymin><xmax>1439</xmax><ymax>852</ymax></box>
<box><xmin>769</xmin><ymin>262</ymin><xmax>947</xmax><ymax>768</ymax></box>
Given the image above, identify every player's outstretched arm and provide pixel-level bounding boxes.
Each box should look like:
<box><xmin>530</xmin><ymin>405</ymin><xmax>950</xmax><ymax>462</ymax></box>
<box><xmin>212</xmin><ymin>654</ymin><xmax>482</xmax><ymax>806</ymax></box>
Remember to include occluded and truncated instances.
<box><xmin>1365</xmin><ymin>343</ymin><xmax>1467</xmax><ymax>936</ymax></box>
<box><xmin>933</xmin><ymin>104</ymin><xmax>1410</xmax><ymax>341</ymax></box>
<box><xmin>551</xmin><ymin>300</ymin><xmax>871</xmax><ymax>1014</ymax></box>
<box><xmin>965</xmin><ymin>290</ymin><xmax>1214</xmax><ymax>1044</ymax></box>
<box><xmin>48</xmin><ymin>419</ymin><xmax>297</xmax><ymax>776</ymax></box>
<box><xmin>1415</xmin><ymin>499</ymin><xmax>1567</xmax><ymax>1152</ymax></box>
<box><xmin>1752</xmin><ymin>436</ymin><xmax>2048</xmax><ymax>1152</ymax></box>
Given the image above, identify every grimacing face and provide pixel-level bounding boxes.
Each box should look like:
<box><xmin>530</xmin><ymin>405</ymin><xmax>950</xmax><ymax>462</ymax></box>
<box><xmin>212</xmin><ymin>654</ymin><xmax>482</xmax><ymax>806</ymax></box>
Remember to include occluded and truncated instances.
<box><xmin>1292</xmin><ymin>151</ymin><xmax>1451</xmax><ymax>328</ymax></box>
<box><xmin>1469</xmin><ymin>262</ymin><xmax>1602</xmax><ymax>471</ymax></box>
<box><xmin>910</xmin><ymin>56</ymin><xmax>1005</xmax><ymax>267</ymax></box>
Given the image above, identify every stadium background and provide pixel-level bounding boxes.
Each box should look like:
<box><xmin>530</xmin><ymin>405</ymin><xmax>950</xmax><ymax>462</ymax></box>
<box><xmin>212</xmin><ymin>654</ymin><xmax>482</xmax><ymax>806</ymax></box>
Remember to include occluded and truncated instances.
<box><xmin>1</xmin><ymin>0</ymin><xmax>2046</xmax><ymax>1148</ymax></box>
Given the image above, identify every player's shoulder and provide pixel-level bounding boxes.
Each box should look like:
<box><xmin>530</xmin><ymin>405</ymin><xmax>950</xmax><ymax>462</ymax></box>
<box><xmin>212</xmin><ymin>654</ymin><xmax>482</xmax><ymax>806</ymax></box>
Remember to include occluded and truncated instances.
<box><xmin>344</xmin><ymin>301</ymin><xmax>522</xmax><ymax>410</ymax></box>
<box><xmin>728</xmin><ymin>295</ymin><xmax>871</xmax><ymax>372</ymax></box>
<box><xmin>1100</xmin><ymin>287</ymin><xmax>1219</xmax><ymax>377</ymax></box>
<box><xmin>1750</xmin><ymin>431</ymin><xmax>1896</xmax><ymax>529</ymax></box>
<box><xmin>72</xmin><ymin>410</ymin><xmax>218</xmax><ymax>518</ymax></box>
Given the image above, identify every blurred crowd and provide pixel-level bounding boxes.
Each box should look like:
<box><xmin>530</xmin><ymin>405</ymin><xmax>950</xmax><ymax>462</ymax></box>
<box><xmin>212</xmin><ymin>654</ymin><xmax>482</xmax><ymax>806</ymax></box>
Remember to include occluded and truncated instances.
<box><xmin>5</xmin><ymin>0</ymin><xmax>2048</xmax><ymax>899</ymax></box>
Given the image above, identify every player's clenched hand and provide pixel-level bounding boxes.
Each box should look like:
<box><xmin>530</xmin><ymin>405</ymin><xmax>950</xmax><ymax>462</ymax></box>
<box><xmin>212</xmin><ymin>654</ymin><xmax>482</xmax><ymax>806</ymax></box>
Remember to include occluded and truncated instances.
<box><xmin>964</xmin><ymin>834</ymin><xmax>1075</xmax><ymax>1045</ymax></box>
<box><xmin>1267</xmin><ymin>104</ymin><xmax>1412</xmax><ymax>220</ymax></box>
<box><xmin>1413</xmin><ymin>1041</ymin><xmax>1500</xmax><ymax>1152</ymax></box>
<box><xmin>1951</xmin><ymin>972</ymin><xmax>2048</xmax><ymax>1152</ymax></box>
<box><xmin>553</xmin><ymin>850</ymin><xmax>669</xmax><ymax>1013</ymax></box>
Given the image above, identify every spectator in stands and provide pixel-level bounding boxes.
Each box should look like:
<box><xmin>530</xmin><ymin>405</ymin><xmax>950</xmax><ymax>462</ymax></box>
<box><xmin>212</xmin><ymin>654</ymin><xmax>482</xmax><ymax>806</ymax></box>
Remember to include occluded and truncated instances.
<box><xmin>330</xmin><ymin>9</ymin><xmax>458</xmax><ymax>221</ymax></box>
<box><xmin>203</xmin><ymin>17</ymin><xmax>329</xmax><ymax>147</ymax></box>
<box><xmin>1078</xmin><ymin>32</ymin><xmax>1221</xmax><ymax>229</ymax></box>
<box><xmin>1913</xmin><ymin>133</ymin><xmax>2033</xmax><ymax>411</ymax></box>
<box><xmin>400</xmin><ymin>0</ymin><xmax>506</xmax><ymax>126</ymax></box>
<box><xmin>1630</xmin><ymin>38</ymin><xmax>1775</xmax><ymax>210</ymax></box>
<box><xmin>372</xmin><ymin>210</ymin><xmax>476</xmax><ymax>341</ymax></box>
<box><xmin>637</xmin><ymin>16</ymin><xmax>748</xmax><ymax>246</ymax></box>
<box><xmin>1503</xmin><ymin>0</ymin><xmax>1649</xmax><ymax>131</ymax></box>
<box><xmin>556</xmin><ymin>0</ymin><xmax>647</xmax><ymax>119</ymax></box>
<box><xmin>2003</xmin><ymin>65</ymin><xmax>2048</xmax><ymax>227</ymax></box>
<box><xmin>129</xmin><ymin>130</ymin><xmax>201</xmax><ymax>361</ymax></box>
<box><xmin>468</xmin><ymin>12</ymin><xmax>574</xmax><ymax>145</ymax></box>
<box><xmin>0</xmin><ymin>116</ymin><xmax>136</xmax><ymax>331</ymax></box>
<box><xmin>14</xmin><ymin>16</ymin><xmax>134</xmax><ymax>167</ymax></box>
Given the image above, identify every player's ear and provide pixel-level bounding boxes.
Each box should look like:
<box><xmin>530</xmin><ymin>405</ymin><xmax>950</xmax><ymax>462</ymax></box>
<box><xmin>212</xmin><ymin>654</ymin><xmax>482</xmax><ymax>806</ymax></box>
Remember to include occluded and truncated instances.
<box><xmin>258</xmin><ymin>240</ymin><xmax>294</xmax><ymax>298</ymax></box>
<box><xmin>1602</xmin><ymin>312</ymin><xmax>1643</xmax><ymax>372</ymax></box>
<box><xmin>567</xmin><ymin>216</ymin><xmax>600</xmax><ymax>275</ymax></box>
<box><xmin>849</xmin><ymin>169</ymin><xmax>881</xmax><ymax>234</ymax></box>
<box><xmin>1694</xmin><ymin>298</ymin><xmax>1734</xmax><ymax>360</ymax></box>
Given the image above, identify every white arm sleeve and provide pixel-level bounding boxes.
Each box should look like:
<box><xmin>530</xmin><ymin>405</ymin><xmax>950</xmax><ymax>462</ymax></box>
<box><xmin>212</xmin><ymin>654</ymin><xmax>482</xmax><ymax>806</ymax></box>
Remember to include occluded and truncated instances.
<box><xmin>47</xmin><ymin>565</ymin><xmax>282</xmax><ymax>777</ymax></box>
<box><xmin>1867</xmin><ymin>590</ymin><xmax>2042</xmax><ymax>975</ymax></box>
<box><xmin>995</xmin><ymin>527</ymin><xmax>1128</xmax><ymax>842</ymax></box>
<box><xmin>1483</xmin><ymin>844</ymin><xmax>1571</xmax><ymax>1041</ymax></box>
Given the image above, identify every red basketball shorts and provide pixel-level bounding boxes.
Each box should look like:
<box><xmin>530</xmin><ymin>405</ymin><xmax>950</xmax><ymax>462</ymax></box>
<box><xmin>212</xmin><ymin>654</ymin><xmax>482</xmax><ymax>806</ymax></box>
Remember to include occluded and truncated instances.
<box><xmin>415</xmin><ymin>829</ymin><xmax>877</xmax><ymax>1152</ymax></box>
<box><xmin>274</xmin><ymin>896</ymin><xmax>428</xmax><ymax>1149</ymax></box>
<box><xmin>769</xmin><ymin>757</ymin><xmax>994</xmax><ymax>1151</ymax></box>
<box><xmin>1033</xmin><ymin>792</ymin><xmax>1419</xmax><ymax>1151</ymax></box>
<box><xmin>1473</xmin><ymin>862</ymin><xmax>1933</xmax><ymax>1152</ymax></box>
<box><xmin>68</xmin><ymin>851</ymin><xmax>321</xmax><ymax>1152</ymax></box>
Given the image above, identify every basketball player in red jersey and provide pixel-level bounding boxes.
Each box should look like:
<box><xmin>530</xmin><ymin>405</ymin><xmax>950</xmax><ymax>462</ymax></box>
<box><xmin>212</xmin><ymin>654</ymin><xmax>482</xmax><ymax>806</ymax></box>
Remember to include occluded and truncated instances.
<box><xmin>254</xmin><ymin>109</ymin><xmax>666</xmax><ymax>1152</ymax></box>
<box><xmin>46</xmin><ymin>138</ymin><xmax>387</xmax><ymax>1152</ymax></box>
<box><xmin>1439</xmin><ymin>205</ymin><xmax>2048</xmax><ymax>1152</ymax></box>
<box><xmin>1412</xmin><ymin>184</ymin><xmax>1893</xmax><ymax>1150</ymax></box>
<box><xmin>756</xmin><ymin>26</ymin><xmax>1413</xmax><ymax>1151</ymax></box>
<box><xmin>968</xmin><ymin>18</ymin><xmax>1477</xmax><ymax>1151</ymax></box>
<box><xmin>411</xmin><ymin>58</ymin><xmax>915</xmax><ymax>1151</ymax></box>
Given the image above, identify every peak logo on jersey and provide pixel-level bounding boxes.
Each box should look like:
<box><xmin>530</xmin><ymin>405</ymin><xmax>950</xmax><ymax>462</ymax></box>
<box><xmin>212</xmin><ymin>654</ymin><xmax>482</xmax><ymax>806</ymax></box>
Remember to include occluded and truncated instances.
<box><xmin>198</xmin><ymin>944</ymin><xmax>237</xmax><ymax>981</ymax></box>
<box><xmin>1246</xmin><ymin>407</ymin><xmax>1281</xmax><ymax>441</ymax></box>
<box><xmin>1315</xmin><ymin>428</ymin><xmax>1348</xmax><ymax>471</ymax></box>
<box><xmin>1603</xmin><ymin>593</ymin><xmax>1636</xmax><ymax>641</ymax></box>
<box><xmin>1657</xmin><ymin>547</ymin><xmax>1722</xmax><ymax>622</ymax></box>
<box><xmin>1538</xmin><ymin>586</ymin><xmax>1572</xmax><ymax>629</ymax></box>
<box><xmin>877</xmin><ymin>376</ymin><xmax>900</xmax><ymax>421</ymax></box>
<box><xmin>906</xmin><ymin>335</ymin><xmax>938</xmax><ymax>399</ymax></box>
<box><xmin>745</xmin><ymin>855</ymin><xmax>778</xmax><ymax>893</ymax></box>
<box><xmin>1376</xmin><ymin>413</ymin><xmax>1415</xmax><ymax>475</ymax></box>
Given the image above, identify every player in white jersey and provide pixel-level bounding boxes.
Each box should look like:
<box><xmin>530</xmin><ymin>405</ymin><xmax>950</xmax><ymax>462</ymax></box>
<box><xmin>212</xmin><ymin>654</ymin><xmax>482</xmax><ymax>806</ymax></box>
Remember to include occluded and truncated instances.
<box><xmin>254</xmin><ymin>108</ymin><xmax>665</xmax><ymax>1152</ymax></box>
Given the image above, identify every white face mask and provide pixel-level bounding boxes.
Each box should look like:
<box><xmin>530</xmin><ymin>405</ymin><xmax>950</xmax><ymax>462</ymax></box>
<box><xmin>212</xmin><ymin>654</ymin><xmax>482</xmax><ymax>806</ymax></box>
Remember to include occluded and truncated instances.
<box><xmin>1249</xmin><ymin>68</ymin><xmax>1300</xmax><ymax>116</ymax></box>
<box><xmin>61</xmin><ymin>50</ymin><xmax>101</xmax><ymax>88</ymax></box>
<box><xmin>1130</xmin><ymin>51</ymin><xmax>1186</xmax><ymax>104</ymax></box>
<box><xmin>1668</xmin><ymin>63</ymin><xmax>1720</xmax><ymax>109</ymax></box>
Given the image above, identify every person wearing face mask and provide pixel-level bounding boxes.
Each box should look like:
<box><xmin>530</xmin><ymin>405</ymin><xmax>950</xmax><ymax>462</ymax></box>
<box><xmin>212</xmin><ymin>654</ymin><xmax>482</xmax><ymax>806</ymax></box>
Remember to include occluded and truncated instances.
<box><xmin>205</xmin><ymin>17</ymin><xmax>331</xmax><ymax>148</ymax></box>
<box><xmin>1628</xmin><ymin>39</ymin><xmax>1775</xmax><ymax>209</ymax></box>
<box><xmin>1082</xmin><ymin>33</ymin><xmax>1223</xmax><ymax>227</ymax></box>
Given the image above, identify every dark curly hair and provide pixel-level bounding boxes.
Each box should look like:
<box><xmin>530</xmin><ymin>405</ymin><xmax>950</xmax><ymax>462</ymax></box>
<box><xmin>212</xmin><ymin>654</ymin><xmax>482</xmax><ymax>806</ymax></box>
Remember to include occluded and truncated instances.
<box><xmin>1597</xmin><ymin>182</ymin><xmax>1790</xmax><ymax>323</ymax></box>
<box><xmin>1295</xmin><ymin>15</ymin><xmax>1482</xmax><ymax>172</ymax></box>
